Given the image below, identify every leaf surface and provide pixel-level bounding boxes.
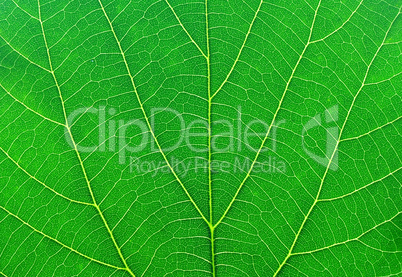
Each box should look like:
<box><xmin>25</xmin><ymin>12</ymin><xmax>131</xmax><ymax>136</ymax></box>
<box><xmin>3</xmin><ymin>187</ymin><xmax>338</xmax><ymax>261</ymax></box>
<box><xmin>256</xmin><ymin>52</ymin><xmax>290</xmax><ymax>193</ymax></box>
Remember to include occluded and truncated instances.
<box><xmin>0</xmin><ymin>0</ymin><xmax>401</xmax><ymax>276</ymax></box>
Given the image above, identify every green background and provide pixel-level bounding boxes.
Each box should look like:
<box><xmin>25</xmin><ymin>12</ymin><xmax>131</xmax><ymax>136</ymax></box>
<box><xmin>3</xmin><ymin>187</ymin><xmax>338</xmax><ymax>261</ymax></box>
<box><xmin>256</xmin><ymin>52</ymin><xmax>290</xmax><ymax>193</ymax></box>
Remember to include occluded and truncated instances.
<box><xmin>0</xmin><ymin>0</ymin><xmax>401</xmax><ymax>276</ymax></box>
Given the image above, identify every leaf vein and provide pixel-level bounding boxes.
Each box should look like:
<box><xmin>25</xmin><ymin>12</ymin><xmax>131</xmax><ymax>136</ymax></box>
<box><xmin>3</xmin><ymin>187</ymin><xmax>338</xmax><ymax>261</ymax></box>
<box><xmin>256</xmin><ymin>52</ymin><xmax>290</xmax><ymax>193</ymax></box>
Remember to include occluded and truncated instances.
<box><xmin>96</xmin><ymin>0</ymin><xmax>209</xmax><ymax>228</ymax></box>
<box><xmin>37</xmin><ymin>1</ymin><xmax>134</xmax><ymax>275</ymax></box>
<box><xmin>273</xmin><ymin>9</ymin><xmax>401</xmax><ymax>276</ymax></box>
<box><xmin>214</xmin><ymin>0</ymin><xmax>322</xmax><ymax>229</ymax></box>
<box><xmin>0</xmin><ymin>205</ymin><xmax>126</xmax><ymax>271</ymax></box>
<box><xmin>211</xmin><ymin>0</ymin><xmax>264</xmax><ymax>99</ymax></box>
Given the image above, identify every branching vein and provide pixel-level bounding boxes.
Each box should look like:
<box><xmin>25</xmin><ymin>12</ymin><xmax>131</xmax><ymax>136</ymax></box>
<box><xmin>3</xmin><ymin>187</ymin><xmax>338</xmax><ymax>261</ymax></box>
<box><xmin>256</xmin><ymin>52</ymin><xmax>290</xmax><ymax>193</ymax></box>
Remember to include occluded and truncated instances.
<box><xmin>0</xmin><ymin>205</ymin><xmax>125</xmax><ymax>271</ymax></box>
<box><xmin>214</xmin><ymin>0</ymin><xmax>322</xmax><ymax>229</ymax></box>
<box><xmin>96</xmin><ymin>0</ymin><xmax>209</xmax><ymax>228</ymax></box>
<box><xmin>273</xmin><ymin>10</ymin><xmax>401</xmax><ymax>276</ymax></box>
<box><xmin>0</xmin><ymin>145</ymin><xmax>92</xmax><ymax>206</ymax></box>
<box><xmin>38</xmin><ymin>1</ymin><xmax>135</xmax><ymax>276</ymax></box>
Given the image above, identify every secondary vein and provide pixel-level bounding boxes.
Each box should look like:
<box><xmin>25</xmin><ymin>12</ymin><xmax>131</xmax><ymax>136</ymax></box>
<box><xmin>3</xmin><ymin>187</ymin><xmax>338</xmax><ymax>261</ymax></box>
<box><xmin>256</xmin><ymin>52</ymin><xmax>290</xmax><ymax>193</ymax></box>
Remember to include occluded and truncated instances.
<box><xmin>96</xmin><ymin>0</ymin><xmax>209</xmax><ymax>228</ymax></box>
<box><xmin>214</xmin><ymin>0</ymin><xmax>321</xmax><ymax>229</ymax></box>
<box><xmin>291</xmin><ymin>211</ymin><xmax>401</xmax><ymax>256</ymax></box>
<box><xmin>273</xmin><ymin>9</ymin><xmax>401</xmax><ymax>276</ymax></box>
<box><xmin>0</xmin><ymin>35</ymin><xmax>51</xmax><ymax>73</ymax></box>
<box><xmin>211</xmin><ymin>0</ymin><xmax>264</xmax><ymax>99</ymax></box>
<box><xmin>164</xmin><ymin>0</ymin><xmax>207</xmax><ymax>59</ymax></box>
<box><xmin>37</xmin><ymin>1</ymin><xmax>134</xmax><ymax>275</ymax></box>
<box><xmin>0</xmin><ymin>205</ymin><xmax>126</xmax><ymax>271</ymax></box>
<box><xmin>0</xmin><ymin>146</ymin><xmax>92</xmax><ymax>206</ymax></box>
<box><xmin>0</xmin><ymin>82</ymin><xmax>65</xmax><ymax>127</ymax></box>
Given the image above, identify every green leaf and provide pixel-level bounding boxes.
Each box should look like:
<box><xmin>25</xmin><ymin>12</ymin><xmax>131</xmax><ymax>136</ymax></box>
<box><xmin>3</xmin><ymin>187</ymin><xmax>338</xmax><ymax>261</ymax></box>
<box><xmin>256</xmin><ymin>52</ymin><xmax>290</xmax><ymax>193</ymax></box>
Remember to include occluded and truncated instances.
<box><xmin>0</xmin><ymin>0</ymin><xmax>401</xmax><ymax>276</ymax></box>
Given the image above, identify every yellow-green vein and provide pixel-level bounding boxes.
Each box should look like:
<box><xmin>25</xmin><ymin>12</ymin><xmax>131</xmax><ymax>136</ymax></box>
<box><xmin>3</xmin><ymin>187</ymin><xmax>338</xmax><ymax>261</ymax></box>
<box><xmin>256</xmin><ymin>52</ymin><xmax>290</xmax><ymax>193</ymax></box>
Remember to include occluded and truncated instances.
<box><xmin>10</xmin><ymin>0</ymin><xmax>39</xmax><ymax>20</ymax></box>
<box><xmin>37</xmin><ymin>1</ymin><xmax>135</xmax><ymax>276</ymax></box>
<box><xmin>0</xmin><ymin>145</ymin><xmax>92</xmax><ymax>206</ymax></box>
<box><xmin>340</xmin><ymin>116</ymin><xmax>402</xmax><ymax>142</ymax></box>
<box><xmin>210</xmin><ymin>0</ymin><xmax>264</xmax><ymax>99</ymax></box>
<box><xmin>214</xmin><ymin>0</ymin><xmax>322</xmax><ymax>229</ymax></box>
<box><xmin>164</xmin><ymin>0</ymin><xmax>207</xmax><ymax>59</ymax></box>
<box><xmin>319</xmin><ymin>167</ymin><xmax>402</xmax><ymax>202</ymax></box>
<box><xmin>0</xmin><ymin>83</ymin><xmax>65</xmax><ymax>127</ymax></box>
<box><xmin>0</xmin><ymin>35</ymin><xmax>51</xmax><ymax>73</ymax></box>
<box><xmin>291</xmin><ymin>211</ymin><xmax>401</xmax><ymax>256</ymax></box>
<box><xmin>309</xmin><ymin>0</ymin><xmax>364</xmax><ymax>44</ymax></box>
<box><xmin>97</xmin><ymin>0</ymin><xmax>209</xmax><ymax>228</ymax></box>
<box><xmin>0</xmin><ymin>205</ymin><xmax>126</xmax><ymax>271</ymax></box>
<box><xmin>205</xmin><ymin>0</ymin><xmax>216</xmax><ymax>275</ymax></box>
<box><xmin>273</xmin><ymin>10</ymin><xmax>400</xmax><ymax>276</ymax></box>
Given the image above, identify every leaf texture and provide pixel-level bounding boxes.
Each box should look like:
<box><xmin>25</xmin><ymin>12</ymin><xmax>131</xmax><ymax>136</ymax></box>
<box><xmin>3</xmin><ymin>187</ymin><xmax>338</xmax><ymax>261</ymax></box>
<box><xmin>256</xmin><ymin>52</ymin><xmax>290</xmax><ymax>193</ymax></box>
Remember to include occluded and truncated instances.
<box><xmin>0</xmin><ymin>0</ymin><xmax>401</xmax><ymax>276</ymax></box>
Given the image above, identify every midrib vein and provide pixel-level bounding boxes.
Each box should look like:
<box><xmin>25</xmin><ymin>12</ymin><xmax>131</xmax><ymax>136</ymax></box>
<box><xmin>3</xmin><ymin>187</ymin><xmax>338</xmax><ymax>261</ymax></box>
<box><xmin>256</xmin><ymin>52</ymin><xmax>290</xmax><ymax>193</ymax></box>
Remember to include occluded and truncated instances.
<box><xmin>38</xmin><ymin>1</ymin><xmax>134</xmax><ymax>276</ymax></box>
<box><xmin>214</xmin><ymin>0</ymin><xmax>322</xmax><ymax>229</ymax></box>
<box><xmin>207</xmin><ymin>2</ymin><xmax>264</xmax><ymax>273</ymax></box>
<box><xmin>205</xmin><ymin>0</ymin><xmax>216</xmax><ymax>276</ymax></box>
<box><xmin>273</xmin><ymin>9</ymin><xmax>401</xmax><ymax>277</ymax></box>
<box><xmin>96</xmin><ymin>0</ymin><xmax>209</xmax><ymax>230</ymax></box>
